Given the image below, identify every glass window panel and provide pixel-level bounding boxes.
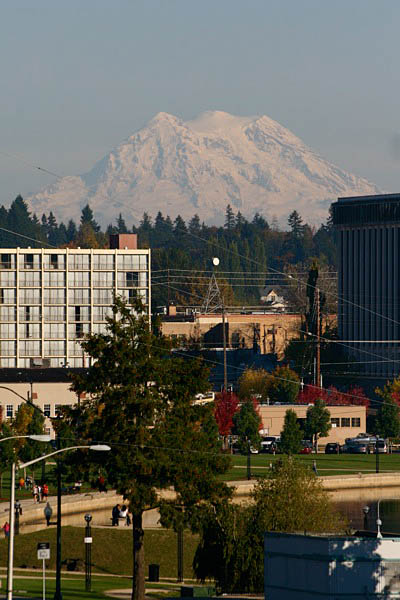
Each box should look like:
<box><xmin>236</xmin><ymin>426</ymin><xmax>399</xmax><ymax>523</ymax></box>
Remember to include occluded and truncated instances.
<box><xmin>341</xmin><ymin>418</ymin><xmax>351</xmax><ymax>427</ymax></box>
<box><xmin>68</xmin><ymin>271</ymin><xmax>90</xmax><ymax>287</ymax></box>
<box><xmin>6</xmin><ymin>405</ymin><xmax>13</xmax><ymax>418</ymax></box>
<box><xmin>351</xmin><ymin>417</ymin><xmax>361</xmax><ymax>427</ymax></box>
<box><xmin>44</xmin><ymin>306</ymin><xmax>65</xmax><ymax>322</ymax></box>
<box><xmin>68</xmin><ymin>341</ymin><xmax>84</xmax><ymax>356</ymax></box>
<box><xmin>20</xmin><ymin>254</ymin><xmax>41</xmax><ymax>269</ymax></box>
<box><xmin>18</xmin><ymin>323</ymin><xmax>41</xmax><ymax>338</ymax></box>
<box><xmin>0</xmin><ymin>307</ymin><xmax>16</xmax><ymax>322</ymax></box>
<box><xmin>68</xmin><ymin>254</ymin><xmax>90</xmax><ymax>270</ymax></box>
<box><xmin>0</xmin><ymin>323</ymin><xmax>15</xmax><ymax>337</ymax></box>
<box><xmin>19</xmin><ymin>306</ymin><xmax>41</xmax><ymax>322</ymax></box>
<box><xmin>68</xmin><ymin>323</ymin><xmax>90</xmax><ymax>339</ymax></box>
<box><xmin>92</xmin><ymin>272</ymin><xmax>114</xmax><ymax>286</ymax></box>
<box><xmin>68</xmin><ymin>306</ymin><xmax>90</xmax><ymax>321</ymax></box>
<box><xmin>19</xmin><ymin>272</ymin><xmax>41</xmax><ymax>286</ymax></box>
<box><xmin>44</xmin><ymin>340</ymin><xmax>65</xmax><ymax>356</ymax></box>
<box><xmin>0</xmin><ymin>341</ymin><xmax>16</xmax><ymax>355</ymax></box>
<box><xmin>93</xmin><ymin>306</ymin><xmax>112</xmax><ymax>321</ymax></box>
<box><xmin>0</xmin><ymin>254</ymin><xmax>15</xmax><ymax>269</ymax></box>
<box><xmin>139</xmin><ymin>255</ymin><xmax>147</xmax><ymax>269</ymax></box>
<box><xmin>92</xmin><ymin>323</ymin><xmax>107</xmax><ymax>335</ymax></box>
<box><xmin>44</xmin><ymin>289</ymin><xmax>65</xmax><ymax>304</ymax></box>
<box><xmin>19</xmin><ymin>340</ymin><xmax>41</xmax><ymax>356</ymax></box>
<box><xmin>43</xmin><ymin>404</ymin><xmax>51</xmax><ymax>417</ymax></box>
<box><xmin>44</xmin><ymin>272</ymin><xmax>65</xmax><ymax>287</ymax></box>
<box><xmin>69</xmin><ymin>357</ymin><xmax>84</xmax><ymax>367</ymax></box>
<box><xmin>68</xmin><ymin>289</ymin><xmax>90</xmax><ymax>304</ymax></box>
<box><xmin>0</xmin><ymin>358</ymin><xmax>16</xmax><ymax>367</ymax></box>
<box><xmin>93</xmin><ymin>289</ymin><xmax>113</xmax><ymax>304</ymax></box>
<box><xmin>19</xmin><ymin>289</ymin><xmax>40</xmax><ymax>304</ymax></box>
<box><xmin>117</xmin><ymin>254</ymin><xmax>140</xmax><ymax>270</ymax></box>
<box><xmin>93</xmin><ymin>254</ymin><xmax>114</xmax><ymax>269</ymax></box>
<box><xmin>44</xmin><ymin>323</ymin><xmax>65</xmax><ymax>339</ymax></box>
<box><xmin>43</xmin><ymin>254</ymin><xmax>65</xmax><ymax>269</ymax></box>
<box><xmin>0</xmin><ymin>272</ymin><xmax>15</xmax><ymax>286</ymax></box>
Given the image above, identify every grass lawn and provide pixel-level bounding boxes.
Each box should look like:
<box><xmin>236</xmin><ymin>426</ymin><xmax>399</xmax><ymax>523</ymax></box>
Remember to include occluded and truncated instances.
<box><xmin>9</xmin><ymin>574</ymin><xmax>133</xmax><ymax>600</ymax></box>
<box><xmin>0</xmin><ymin>527</ymin><xmax>199</xmax><ymax>580</ymax></box>
<box><xmin>222</xmin><ymin>453</ymin><xmax>400</xmax><ymax>480</ymax></box>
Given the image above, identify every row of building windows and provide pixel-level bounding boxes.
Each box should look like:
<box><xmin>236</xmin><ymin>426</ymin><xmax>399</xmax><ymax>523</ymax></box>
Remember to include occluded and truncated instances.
<box><xmin>331</xmin><ymin>417</ymin><xmax>361</xmax><ymax>428</ymax></box>
<box><xmin>0</xmin><ymin>357</ymin><xmax>88</xmax><ymax>367</ymax></box>
<box><xmin>0</xmin><ymin>253</ymin><xmax>148</xmax><ymax>271</ymax></box>
<box><xmin>0</xmin><ymin>271</ymin><xmax>148</xmax><ymax>287</ymax></box>
<box><xmin>0</xmin><ymin>305</ymin><xmax>114</xmax><ymax>322</ymax></box>
<box><xmin>0</xmin><ymin>336</ymin><xmax>107</xmax><ymax>356</ymax></box>
<box><xmin>0</xmin><ymin>322</ymin><xmax>110</xmax><ymax>339</ymax></box>
<box><xmin>0</xmin><ymin>288</ymin><xmax>147</xmax><ymax>305</ymax></box>
<box><xmin>3</xmin><ymin>403</ymin><xmax>73</xmax><ymax>419</ymax></box>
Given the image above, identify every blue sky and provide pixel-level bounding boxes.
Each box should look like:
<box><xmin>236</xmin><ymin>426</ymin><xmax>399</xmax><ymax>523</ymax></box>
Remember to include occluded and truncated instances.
<box><xmin>1</xmin><ymin>0</ymin><xmax>400</xmax><ymax>210</ymax></box>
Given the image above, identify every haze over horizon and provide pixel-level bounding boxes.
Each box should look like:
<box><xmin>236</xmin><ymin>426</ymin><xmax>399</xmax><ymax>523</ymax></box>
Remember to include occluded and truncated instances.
<box><xmin>1</xmin><ymin>0</ymin><xmax>400</xmax><ymax>220</ymax></box>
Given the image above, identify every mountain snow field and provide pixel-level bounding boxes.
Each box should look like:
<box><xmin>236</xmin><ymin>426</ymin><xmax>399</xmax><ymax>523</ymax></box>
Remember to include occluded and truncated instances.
<box><xmin>28</xmin><ymin>110</ymin><xmax>381</xmax><ymax>227</ymax></box>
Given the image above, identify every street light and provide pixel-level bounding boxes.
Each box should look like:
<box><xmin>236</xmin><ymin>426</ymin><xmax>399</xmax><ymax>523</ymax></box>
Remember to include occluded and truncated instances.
<box><xmin>363</xmin><ymin>505</ymin><xmax>370</xmax><ymax>531</ymax></box>
<box><xmin>6</xmin><ymin>444</ymin><xmax>110</xmax><ymax>600</ymax></box>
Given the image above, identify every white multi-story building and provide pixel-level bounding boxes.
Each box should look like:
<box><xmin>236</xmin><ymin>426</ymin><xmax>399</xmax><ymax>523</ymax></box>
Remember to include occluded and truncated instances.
<box><xmin>0</xmin><ymin>234</ymin><xmax>150</xmax><ymax>368</ymax></box>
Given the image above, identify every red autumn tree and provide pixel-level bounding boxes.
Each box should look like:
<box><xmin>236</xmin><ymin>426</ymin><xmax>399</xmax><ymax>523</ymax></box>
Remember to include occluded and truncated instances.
<box><xmin>214</xmin><ymin>392</ymin><xmax>240</xmax><ymax>448</ymax></box>
<box><xmin>298</xmin><ymin>385</ymin><xmax>369</xmax><ymax>408</ymax></box>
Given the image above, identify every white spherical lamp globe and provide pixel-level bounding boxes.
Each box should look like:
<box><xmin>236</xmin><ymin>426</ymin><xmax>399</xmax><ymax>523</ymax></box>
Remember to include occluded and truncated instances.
<box><xmin>212</xmin><ymin>257</ymin><xmax>220</xmax><ymax>266</ymax></box>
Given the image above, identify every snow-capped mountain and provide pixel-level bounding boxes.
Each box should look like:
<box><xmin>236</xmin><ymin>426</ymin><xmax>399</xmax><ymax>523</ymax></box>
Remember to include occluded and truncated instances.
<box><xmin>28</xmin><ymin>110</ymin><xmax>381</xmax><ymax>227</ymax></box>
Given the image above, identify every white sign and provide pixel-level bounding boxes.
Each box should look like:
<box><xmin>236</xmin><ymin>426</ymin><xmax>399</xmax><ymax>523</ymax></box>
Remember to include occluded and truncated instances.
<box><xmin>38</xmin><ymin>548</ymin><xmax>50</xmax><ymax>560</ymax></box>
<box><xmin>84</xmin><ymin>537</ymin><xmax>92</xmax><ymax>544</ymax></box>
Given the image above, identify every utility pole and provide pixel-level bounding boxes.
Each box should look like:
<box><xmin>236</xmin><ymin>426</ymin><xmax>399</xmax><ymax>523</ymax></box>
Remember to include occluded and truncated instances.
<box><xmin>222</xmin><ymin>298</ymin><xmax>228</xmax><ymax>391</ymax></box>
<box><xmin>316</xmin><ymin>287</ymin><xmax>321</xmax><ymax>387</ymax></box>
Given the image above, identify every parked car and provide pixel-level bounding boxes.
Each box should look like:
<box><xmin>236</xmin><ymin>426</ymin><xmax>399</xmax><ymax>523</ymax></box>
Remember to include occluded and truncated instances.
<box><xmin>260</xmin><ymin>436</ymin><xmax>280</xmax><ymax>453</ymax></box>
<box><xmin>325</xmin><ymin>443</ymin><xmax>341</xmax><ymax>454</ymax></box>
<box><xmin>299</xmin><ymin>441</ymin><xmax>313</xmax><ymax>455</ymax></box>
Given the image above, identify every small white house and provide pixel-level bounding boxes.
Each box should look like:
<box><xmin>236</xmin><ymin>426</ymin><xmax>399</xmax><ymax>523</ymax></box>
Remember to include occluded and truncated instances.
<box><xmin>265</xmin><ymin>532</ymin><xmax>400</xmax><ymax>599</ymax></box>
<box><xmin>260</xmin><ymin>288</ymin><xmax>287</xmax><ymax>312</ymax></box>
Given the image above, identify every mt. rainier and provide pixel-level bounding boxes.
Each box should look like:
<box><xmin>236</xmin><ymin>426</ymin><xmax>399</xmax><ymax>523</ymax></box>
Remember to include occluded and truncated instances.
<box><xmin>28</xmin><ymin>110</ymin><xmax>380</xmax><ymax>226</ymax></box>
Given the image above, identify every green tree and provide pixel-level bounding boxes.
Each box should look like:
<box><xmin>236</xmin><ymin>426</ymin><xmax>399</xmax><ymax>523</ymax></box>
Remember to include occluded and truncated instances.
<box><xmin>67</xmin><ymin>297</ymin><xmax>230</xmax><ymax>600</ymax></box>
<box><xmin>194</xmin><ymin>457</ymin><xmax>345</xmax><ymax>593</ymax></box>
<box><xmin>232</xmin><ymin>400</ymin><xmax>262</xmax><ymax>453</ymax></box>
<box><xmin>265</xmin><ymin>366</ymin><xmax>300</xmax><ymax>404</ymax></box>
<box><xmin>80</xmin><ymin>204</ymin><xmax>100</xmax><ymax>232</ymax></box>
<box><xmin>305</xmin><ymin>398</ymin><xmax>331</xmax><ymax>449</ymax></box>
<box><xmin>13</xmin><ymin>403</ymin><xmax>47</xmax><ymax>464</ymax></box>
<box><xmin>117</xmin><ymin>213</ymin><xmax>128</xmax><ymax>233</ymax></box>
<box><xmin>224</xmin><ymin>204</ymin><xmax>236</xmax><ymax>231</ymax></box>
<box><xmin>280</xmin><ymin>409</ymin><xmax>303</xmax><ymax>454</ymax></box>
<box><xmin>375</xmin><ymin>381</ymin><xmax>400</xmax><ymax>438</ymax></box>
<box><xmin>238</xmin><ymin>368</ymin><xmax>270</xmax><ymax>404</ymax></box>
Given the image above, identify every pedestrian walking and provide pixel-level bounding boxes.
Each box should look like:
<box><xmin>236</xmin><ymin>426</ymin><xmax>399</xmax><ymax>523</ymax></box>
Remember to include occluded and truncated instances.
<box><xmin>32</xmin><ymin>484</ymin><xmax>39</xmax><ymax>503</ymax></box>
<box><xmin>2</xmin><ymin>522</ymin><xmax>10</xmax><ymax>537</ymax></box>
<box><xmin>111</xmin><ymin>504</ymin><xmax>120</xmax><ymax>526</ymax></box>
<box><xmin>313</xmin><ymin>460</ymin><xmax>318</xmax><ymax>476</ymax></box>
<box><xmin>44</xmin><ymin>503</ymin><xmax>53</xmax><ymax>526</ymax></box>
<box><xmin>37</xmin><ymin>484</ymin><xmax>42</xmax><ymax>502</ymax></box>
<box><xmin>18</xmin><ymin>477</ymin><xmax>25</xmax><ymax>490</ymax></box>
<box><xmin>42</xmin><ymin>483</ymin><xmax>49</xmax><ymax>502</ymax></box>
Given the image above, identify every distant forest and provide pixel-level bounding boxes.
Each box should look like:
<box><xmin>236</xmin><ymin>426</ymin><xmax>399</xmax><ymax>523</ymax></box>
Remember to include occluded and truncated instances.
<box><xmin>0</xmin><ymin>196</ymin><xmax>337</xmax><ymax>309</ymax></box>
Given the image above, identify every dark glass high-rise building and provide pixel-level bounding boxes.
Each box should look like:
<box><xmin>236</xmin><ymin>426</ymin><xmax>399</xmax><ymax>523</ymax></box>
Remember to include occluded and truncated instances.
<box><xmin>332</xmin><ymin>193</ymin><xmax>400</xmax><ymax>377</ymax></box>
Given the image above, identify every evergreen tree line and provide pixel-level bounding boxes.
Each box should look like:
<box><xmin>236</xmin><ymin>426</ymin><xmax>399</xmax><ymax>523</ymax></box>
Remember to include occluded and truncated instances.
<box><xmin>0</xmin><ymin>196</ymin><xmax>336</xmax><ymax>306</ymax></box>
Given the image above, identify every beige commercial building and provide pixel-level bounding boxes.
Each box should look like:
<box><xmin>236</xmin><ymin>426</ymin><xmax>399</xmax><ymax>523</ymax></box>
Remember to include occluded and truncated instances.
<box><xmin>162</xmin><ymin>311</ymin><xmax>303</xmax><ymax>359</ymax></box>
<box><xmin>0</xmin><ymin>380</ymin><xmax>81</xmax><ymax>437</ymax></box>
<box><xmin>259</xmin><ymin>404</ymin><xmax>366</xmax><ymax>446</ymax></box>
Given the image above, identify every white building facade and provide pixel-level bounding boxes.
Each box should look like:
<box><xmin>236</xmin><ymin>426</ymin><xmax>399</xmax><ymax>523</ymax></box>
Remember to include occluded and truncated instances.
<box><xmin>265</xmin><ymin>531</ymin><xmax>400</xmax><ymax>599</ymax></box>
<box><xmin>0</xmin><ymin>244</ymin><xmax>151</xmax><ymax>368</ymax></box>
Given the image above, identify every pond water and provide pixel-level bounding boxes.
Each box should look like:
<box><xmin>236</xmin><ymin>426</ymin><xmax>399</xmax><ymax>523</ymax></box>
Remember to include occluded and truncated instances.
<box><xmin>332</xmin><ymin>487</ymin><xmax>400</xmax><ymax>534</ymax></box>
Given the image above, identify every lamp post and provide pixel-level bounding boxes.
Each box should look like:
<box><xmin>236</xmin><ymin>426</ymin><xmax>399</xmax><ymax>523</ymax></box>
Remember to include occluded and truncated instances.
<box><xmin>84</xmin><ymin>514</ymin><xmax>92</xmax><ymax>592</ymax></box>
<box><xmin>375</xmin><ymin>436</ymin><xmax>380</xmax><ymax>474</ymax></box>
<box><xmin>6</xmin><ymin>444</ymin><xmax>110</xmax><ymax>600</ymax></box>
<box><xmin>363</xmin><ymin>505</ymin><xmax>370</xmax><ymax>531</ymax></box>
